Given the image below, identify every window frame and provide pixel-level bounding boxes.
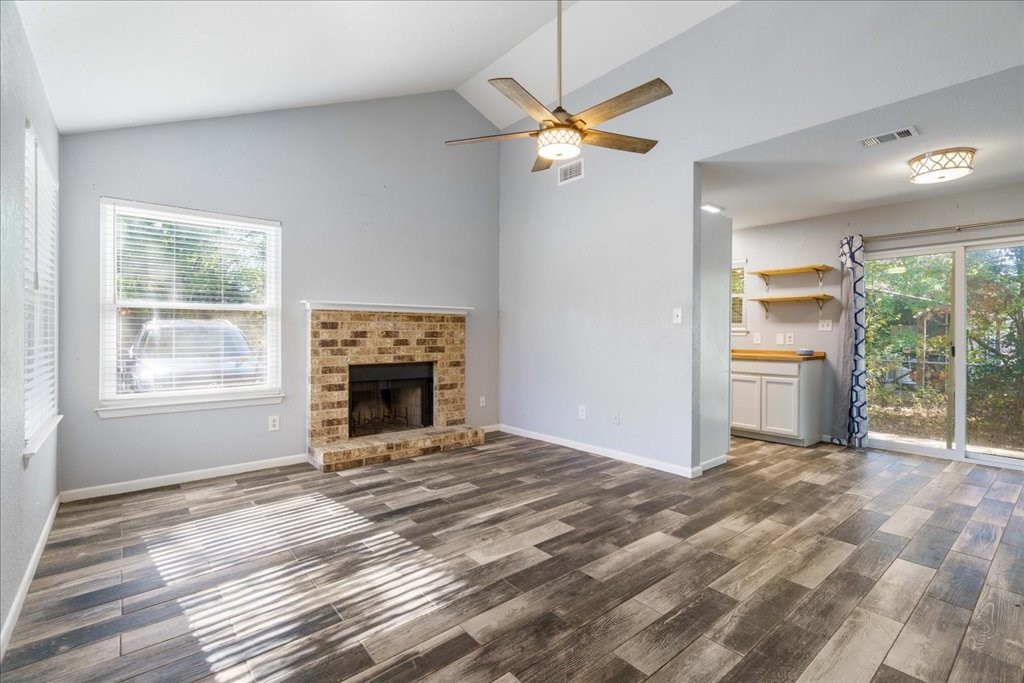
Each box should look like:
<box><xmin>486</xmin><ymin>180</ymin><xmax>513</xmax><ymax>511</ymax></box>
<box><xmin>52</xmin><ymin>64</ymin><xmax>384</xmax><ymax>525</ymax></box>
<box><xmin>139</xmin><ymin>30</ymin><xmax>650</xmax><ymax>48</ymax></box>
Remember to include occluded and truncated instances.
<box><xmin>96</xmin><ymin>198</ymin><xmax>283</xmax><ymax>418</ymax></box>
<box><xmin>731</xmin><ymin>259</ymin><xmax>748</xmax><ymax>335</ymax></box>
<box><xmin>23</xmin><ymin>122</ymin><xmax>62</xmax><ymax>456</ymax></box>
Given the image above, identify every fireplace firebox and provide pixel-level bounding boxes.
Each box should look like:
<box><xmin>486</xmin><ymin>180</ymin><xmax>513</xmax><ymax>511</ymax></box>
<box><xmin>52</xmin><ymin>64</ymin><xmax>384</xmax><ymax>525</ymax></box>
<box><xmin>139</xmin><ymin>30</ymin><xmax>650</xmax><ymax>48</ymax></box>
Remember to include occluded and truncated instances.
<box><xmin>348</xmin><ymin>362</ymin><xmax>433</xmax><ymax>437</ymax></box>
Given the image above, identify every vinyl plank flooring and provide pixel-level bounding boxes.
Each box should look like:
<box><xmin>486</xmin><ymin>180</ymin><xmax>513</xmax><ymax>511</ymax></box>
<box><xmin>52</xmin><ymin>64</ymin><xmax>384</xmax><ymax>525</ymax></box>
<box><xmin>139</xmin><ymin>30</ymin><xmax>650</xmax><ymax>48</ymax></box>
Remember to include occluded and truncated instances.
<box><xmin>839</xmin><ymin>532</ymin><xmax>913</xmax><ymax>581</ymax></box>
<box><xmin>7</xmin><ymin>433</ymin><xmax>1020</xmax><ymax>683</ymax></box>
<box><xmin>900</xmin><ymin>524</ymin><xmax>960</xmax><ymax>569</ymax></box>
<box><xmin>950</xmin><ymin>520</ymin><xmax>1004</xmax><ymax>560</ymax></box>
<box><xmin>859</xmin><ymin>558</ymin><xmax>936</xmax><ymax>623</ymax></box>
<box><xmin>925</xmin><ymin>550</ymin><xmax>989</xmax><ymax>610</ymax></box>
<box><xmin>796</xmin><ymin>607</ymin><xmax>904</xmax><ymax>683</ymax></box>
<box><xmin>787</xmin><ymin>569</ymin><xmax>876</xmax><ymax>638</ymax></box>
<box><xmin>961</xmin><ymin>584</ymin><xmax>1024</xmax><ymax>668</ymax></box>
<box><xmin>705</xmin><ymin>576</ymin><xmax>809</xmax><ymax>655</ymax></box>
<box><xmin>615</xmin><ymin>588</ymin><xmax>737</xmax><ymax>674</ymax></box>
<box><xmin>883</xmin><ymin>596</ymin><xmax>973</xmax><ymax>683</ymax></box>
<box><xmin>947</xmin><ymin>646</ymin><xmax>1024</xmax><ymax>683</ymax></box>
<box><xmin>987</xmin><ymin>543</ymin><xmax>1024</xmax><ymax>593</ymax></box>
<box><xmin>646</xmin><ymin>636</ymin><xmax>741</xmax><ymax>683</ymax></box>
<box><xmin>879</xmin><ymin>506</ymin><xmax>935</xmax><ymax>539</ymax></box>
<box><xmin>718</xmin><ymin>621</ymin><xmax>828</xmax><ymax>683</ymax></box>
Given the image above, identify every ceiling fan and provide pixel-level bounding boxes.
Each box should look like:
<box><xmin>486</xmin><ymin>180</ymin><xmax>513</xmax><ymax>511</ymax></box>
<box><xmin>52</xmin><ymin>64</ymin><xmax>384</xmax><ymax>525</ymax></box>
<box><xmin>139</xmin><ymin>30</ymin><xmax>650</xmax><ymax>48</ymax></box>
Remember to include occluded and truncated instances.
<box><xmin>445</xmin><ymin>0</ymin><xmax>673</xmax><ymax>172</ymax></box>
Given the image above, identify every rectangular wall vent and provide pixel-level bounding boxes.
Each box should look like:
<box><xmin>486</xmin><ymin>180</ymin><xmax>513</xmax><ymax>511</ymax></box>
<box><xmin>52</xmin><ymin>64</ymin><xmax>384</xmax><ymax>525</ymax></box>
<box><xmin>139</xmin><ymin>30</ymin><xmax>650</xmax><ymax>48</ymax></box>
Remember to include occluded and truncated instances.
<box><xmin>858</xmin><ymin>125</ymin><xmax>919</xmax><ymax>147</ymax></box>
<box><xmin>558</xmin><ymin>158</ymin><xmax>584</xmax><ymax>186</ymax></box>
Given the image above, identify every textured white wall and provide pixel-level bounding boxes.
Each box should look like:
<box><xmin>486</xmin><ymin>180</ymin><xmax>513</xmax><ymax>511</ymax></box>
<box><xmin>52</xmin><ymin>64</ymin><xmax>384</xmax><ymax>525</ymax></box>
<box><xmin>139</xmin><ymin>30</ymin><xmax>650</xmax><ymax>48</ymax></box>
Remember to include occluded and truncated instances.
<box><xmin>732</xmin><ymin>182</ymin><xmax>1024</xmax><ymax>437</ymax></box>
<box><xmin>1</xmin><ymin>1</ymin><xmax>60</xmax><ymax>653</ymax></box>
<box><xmin>59</xmin><ymin>91</ymin><xmax>501</xmax><ymax>490</ymax></box>
<box><xmin>498</xmin><ymin>1</ymin><xmax>1024</xmax><ymax>469</ymax></box>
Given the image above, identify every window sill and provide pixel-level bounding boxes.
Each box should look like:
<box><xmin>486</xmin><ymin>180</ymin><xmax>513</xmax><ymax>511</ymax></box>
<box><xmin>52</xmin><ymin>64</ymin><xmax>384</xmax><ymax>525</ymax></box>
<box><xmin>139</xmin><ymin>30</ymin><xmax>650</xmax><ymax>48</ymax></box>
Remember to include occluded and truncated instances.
<box><xmin>96</xmin><ymin>392</ymin><xmax>285</xmax><ymax>419</ymax></box>
<box><xmin>731</xmin><ymin>328</ymin><xmax>750</xmax><ymax>336</ymax></box>
<box><xmin>24</xmin><ymin>414</ymin><xmax>63</xmax><ymax>460</ymax></box>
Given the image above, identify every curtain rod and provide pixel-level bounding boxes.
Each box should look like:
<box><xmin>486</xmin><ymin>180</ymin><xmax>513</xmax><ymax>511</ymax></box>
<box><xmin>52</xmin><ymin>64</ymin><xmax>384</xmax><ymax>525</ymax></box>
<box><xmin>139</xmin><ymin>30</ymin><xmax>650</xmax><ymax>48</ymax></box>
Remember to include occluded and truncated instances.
<box><xmin>863</xmin><ymin>217</ymin><xmax>1023</xmax><ymax>242</ymax></box>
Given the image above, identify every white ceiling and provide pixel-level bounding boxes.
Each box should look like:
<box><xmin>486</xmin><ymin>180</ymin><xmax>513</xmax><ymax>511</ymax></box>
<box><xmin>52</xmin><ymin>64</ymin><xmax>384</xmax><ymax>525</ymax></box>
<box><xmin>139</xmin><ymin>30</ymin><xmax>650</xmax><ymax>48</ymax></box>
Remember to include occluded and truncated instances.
<box><xmin>701</xmin><ymin>67</ymin><xmax>1024</xmax><ymax>230</ymax></box>
<box><xmin>15</xmin><ymin>0</ymin><xmax>735</xmax><ymax>134</ymax></box>
<box><xmin>456</xmin><ymin>0</ymin><xmax>737</xmax><ymax>130</ymax></box>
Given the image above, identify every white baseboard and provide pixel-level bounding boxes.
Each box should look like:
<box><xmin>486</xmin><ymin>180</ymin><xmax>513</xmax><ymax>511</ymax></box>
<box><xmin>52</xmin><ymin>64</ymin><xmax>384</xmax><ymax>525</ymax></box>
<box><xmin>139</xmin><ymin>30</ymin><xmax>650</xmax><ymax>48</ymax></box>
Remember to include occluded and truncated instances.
<box><xmin>60</xmin><ymin>453</ymin><xmax>310</xmax><ymax>503</ymax></box>
<box><xmin>701</xmin><ymin>454</ymin><xmax>729</xmax><ymax>471</ymax></box>
<box><xmin>497</xmin><ymin>424</ymin><xmax>702</xmax><ymax>478</ymax></box>
<box><xmin>1</xmin><ymin>495</ymin><xmax>59</xmax><ymax>660</ymax></box>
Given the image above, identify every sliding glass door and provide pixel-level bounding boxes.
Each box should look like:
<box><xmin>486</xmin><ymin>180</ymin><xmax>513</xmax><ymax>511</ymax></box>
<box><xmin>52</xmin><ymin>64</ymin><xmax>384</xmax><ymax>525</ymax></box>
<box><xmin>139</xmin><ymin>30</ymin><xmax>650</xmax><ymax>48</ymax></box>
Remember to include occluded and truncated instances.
<box><xmin>865</xmin><ymin>251</ymin><xmax>955</xmax><ymax>452</ymax></box>
<box><xmin>965</xmin><ymin>244</ymin><xmax>1024</xmax><ymax>460</ymax></box>
<box><xmin>866</xmin><ymin>239</ymin><xmax>1024</xmax><ymax>465</ymax></box>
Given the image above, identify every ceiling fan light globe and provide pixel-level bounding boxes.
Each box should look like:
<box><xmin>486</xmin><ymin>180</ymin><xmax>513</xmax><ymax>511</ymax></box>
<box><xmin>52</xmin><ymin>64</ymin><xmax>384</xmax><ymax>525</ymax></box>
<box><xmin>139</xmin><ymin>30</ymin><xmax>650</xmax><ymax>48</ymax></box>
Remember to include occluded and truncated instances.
<box><xmin>537</xmin><ymin>127</ymin><xmax>582</xmax><ymax>161</ymax></box>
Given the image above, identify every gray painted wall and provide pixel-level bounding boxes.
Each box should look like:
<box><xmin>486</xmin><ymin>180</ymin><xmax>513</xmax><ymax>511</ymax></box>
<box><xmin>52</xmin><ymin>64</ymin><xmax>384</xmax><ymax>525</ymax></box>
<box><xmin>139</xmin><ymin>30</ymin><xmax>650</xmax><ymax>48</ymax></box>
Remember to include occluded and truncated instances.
<box><xmin>498</xmin><ymin>1</ymin><xmax>1024</xmax><ymax>470</ymax></box>
<box><xmin>59</xmin><ymin>91</ymin><xmax>500</xmax><ymax>491</ymax></box>
<box><xmin>732</xmin><ymin>182</ymin><xmax>1024</xmax><ymax>437</ymax></box>
<box><xmin>698</xmin><ymin>208</ymin><xmax>733</xmax><ymax>467</ymax></box>
<box><xmin>1</xmin><ymin>1</ymin><xmax>60</xmax><ymax>651</ymax></box>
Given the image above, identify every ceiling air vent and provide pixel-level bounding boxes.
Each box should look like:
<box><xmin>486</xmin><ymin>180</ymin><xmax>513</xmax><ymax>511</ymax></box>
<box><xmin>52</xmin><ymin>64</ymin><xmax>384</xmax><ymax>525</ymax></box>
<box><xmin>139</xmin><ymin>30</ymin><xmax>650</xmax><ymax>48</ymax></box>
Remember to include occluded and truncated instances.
<box><xmin>558</xmin><ymin>158</ymin><xmax>584</xmax><ymax>186</ymax></box>
<box><xmin>858</xmin><ymin>125</ymin><xmax>919</xmax><ymax>148</ymax></box>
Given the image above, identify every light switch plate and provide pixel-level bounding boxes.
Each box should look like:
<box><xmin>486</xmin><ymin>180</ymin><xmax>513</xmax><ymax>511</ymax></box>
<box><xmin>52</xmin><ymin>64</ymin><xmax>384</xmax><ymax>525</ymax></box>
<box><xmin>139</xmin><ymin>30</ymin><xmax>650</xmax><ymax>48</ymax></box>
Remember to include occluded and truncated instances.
<box><xmin>785</xmin><ymin>333</ymin><xmax>795</xmax><ymax>345</ymax></box>
<box><xmin>818</xmin><ymin>319</ymin><xmax>833</xmax><ymax>331</ymax></box>
<box><xmin>672</xmin><ymin>308</ymin><xmax>683</xmax><ymax>325</ymax></box>
<box><xmin>753</xmin><ymin>332</ymin><xmax>762</xmax><ymax>344</ymax></box>
<box><xmin>775</xmin><ymin>333</ymin><xmax>785</xmax><ymax>345</ymax></box>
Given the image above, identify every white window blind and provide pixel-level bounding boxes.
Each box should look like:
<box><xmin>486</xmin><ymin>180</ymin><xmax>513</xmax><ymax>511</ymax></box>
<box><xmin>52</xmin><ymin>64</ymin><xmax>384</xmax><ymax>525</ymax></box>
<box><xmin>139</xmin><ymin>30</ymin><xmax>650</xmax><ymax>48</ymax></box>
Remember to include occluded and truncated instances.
<box><xmin>24</xmin><ymin>124</ymin><xmax>59</xmax><ymax>444</ymax></box>
<box><xmin>99</xmin><ymin>199</ymin><xmax>281</xmax><ymax>410</ymax></box>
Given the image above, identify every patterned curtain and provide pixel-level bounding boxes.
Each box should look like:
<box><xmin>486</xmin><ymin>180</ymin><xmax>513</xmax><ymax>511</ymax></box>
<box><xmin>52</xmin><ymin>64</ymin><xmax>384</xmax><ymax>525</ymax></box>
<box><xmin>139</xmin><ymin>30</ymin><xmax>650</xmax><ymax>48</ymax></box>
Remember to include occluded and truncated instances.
<box><xmin>832</xmin><ymin>235</ymin><xmax>868</xmax><ymax>448</ymax></box>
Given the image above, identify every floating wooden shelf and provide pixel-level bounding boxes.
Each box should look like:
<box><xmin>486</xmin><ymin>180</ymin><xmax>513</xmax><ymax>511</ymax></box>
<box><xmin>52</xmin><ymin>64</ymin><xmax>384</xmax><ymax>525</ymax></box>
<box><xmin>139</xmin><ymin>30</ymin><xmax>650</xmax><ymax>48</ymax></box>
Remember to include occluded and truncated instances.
<box><xmin>749</xmin><ymin>264</ymin><xmax>834</xmax><ymax>290</ymax></box>
<box><xmin>748</xmin><ymin>293</ymin><xmax>834</xmax><ymax>319</ymax></box>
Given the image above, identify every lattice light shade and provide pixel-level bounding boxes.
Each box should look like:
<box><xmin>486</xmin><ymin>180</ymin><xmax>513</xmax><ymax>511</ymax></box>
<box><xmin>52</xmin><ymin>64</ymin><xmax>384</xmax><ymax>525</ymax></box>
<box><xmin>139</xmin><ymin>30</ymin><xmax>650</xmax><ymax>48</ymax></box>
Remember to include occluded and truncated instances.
<box><xmin>908</xmin><ymin>147</ymin><xmax>976</xmax><ymax>184</ymax></box>
<box><xmin>537</xmin><ymin>126</ymin><xmax>582</xmax><ymax>160</ymax></box>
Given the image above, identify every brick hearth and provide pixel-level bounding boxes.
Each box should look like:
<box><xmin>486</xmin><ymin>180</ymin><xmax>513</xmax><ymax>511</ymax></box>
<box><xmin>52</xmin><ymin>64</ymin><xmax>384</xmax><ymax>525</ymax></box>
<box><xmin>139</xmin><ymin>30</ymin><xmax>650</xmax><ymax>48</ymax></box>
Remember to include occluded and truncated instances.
<box><xmin>307</xmin><ymin>309</ymin><xmax>483</xmax><ymax>472</ymax></box>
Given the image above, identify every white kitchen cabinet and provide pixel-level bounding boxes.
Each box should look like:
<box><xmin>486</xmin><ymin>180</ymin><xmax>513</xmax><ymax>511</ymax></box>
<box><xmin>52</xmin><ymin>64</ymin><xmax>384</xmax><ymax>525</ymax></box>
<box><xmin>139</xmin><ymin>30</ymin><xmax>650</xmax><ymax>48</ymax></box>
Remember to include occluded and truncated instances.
<box><xmin>730</xmin><ymin>374</ymin><xmax>761</xmax><ymax>431</ymax></box>
<box><xmin>730</xmin><ymin>358</ymin><xmax>823</xmax><ymax>447</ymax></box>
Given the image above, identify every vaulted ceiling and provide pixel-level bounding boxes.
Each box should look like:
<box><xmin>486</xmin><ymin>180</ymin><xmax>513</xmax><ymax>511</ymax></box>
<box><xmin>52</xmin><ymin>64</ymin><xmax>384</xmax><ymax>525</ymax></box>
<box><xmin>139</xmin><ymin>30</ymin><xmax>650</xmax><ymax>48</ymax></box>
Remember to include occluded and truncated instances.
<box><xmin>15</xmin><ymin>0</ymin><xmax>736</xmax><ymax>133</ymax></box>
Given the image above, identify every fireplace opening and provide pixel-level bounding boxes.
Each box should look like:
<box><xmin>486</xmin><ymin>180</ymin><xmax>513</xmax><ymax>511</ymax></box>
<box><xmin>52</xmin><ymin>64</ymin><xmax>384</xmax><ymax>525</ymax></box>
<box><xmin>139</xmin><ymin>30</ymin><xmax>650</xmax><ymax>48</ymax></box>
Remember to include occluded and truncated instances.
<box><xmin>349</xmin><ymin>362</ymin><xmax>434</xmax><ymax>437</ymax></box>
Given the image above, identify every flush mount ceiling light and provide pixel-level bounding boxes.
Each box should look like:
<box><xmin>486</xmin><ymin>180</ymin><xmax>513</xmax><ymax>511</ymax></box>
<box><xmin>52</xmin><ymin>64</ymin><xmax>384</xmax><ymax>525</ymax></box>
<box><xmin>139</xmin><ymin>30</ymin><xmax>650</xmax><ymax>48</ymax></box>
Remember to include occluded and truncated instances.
<box><xmin>701</xmin><ymin>202</ymin><xmax>725</xmax><ymax>214</ymax></box>
<box><xmin>908</xmin><ymin>147</ymin><xmax>976</xmax><ymax>184</ymax></box>
<box><xmin>445</xmin><ymin>0</ymin><xmax>672</xmax><ymax>172</ymax></box>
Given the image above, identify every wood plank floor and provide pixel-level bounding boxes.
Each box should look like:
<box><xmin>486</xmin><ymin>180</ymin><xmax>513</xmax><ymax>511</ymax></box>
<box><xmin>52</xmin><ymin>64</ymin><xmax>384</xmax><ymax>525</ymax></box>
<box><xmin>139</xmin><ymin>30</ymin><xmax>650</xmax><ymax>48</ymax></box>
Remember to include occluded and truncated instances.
<box><xmin>3</xmin><ymin>433</ymin><xmax>1023</xmax><ymax>682</ymax></box>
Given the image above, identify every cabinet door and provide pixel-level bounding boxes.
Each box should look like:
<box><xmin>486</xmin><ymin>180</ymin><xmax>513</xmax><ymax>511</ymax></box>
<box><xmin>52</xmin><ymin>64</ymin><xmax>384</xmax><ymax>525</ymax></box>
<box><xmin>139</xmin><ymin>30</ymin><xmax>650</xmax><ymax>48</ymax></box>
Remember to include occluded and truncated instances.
<box><xmin>761</xmin><ymin>376</ymin><xmax>800</xmax><ymax>436</ymax></box>
<box><xmin>730</xmin><ymin>374</ymin><xmax>761</xmax><ymax>431</ymax></box>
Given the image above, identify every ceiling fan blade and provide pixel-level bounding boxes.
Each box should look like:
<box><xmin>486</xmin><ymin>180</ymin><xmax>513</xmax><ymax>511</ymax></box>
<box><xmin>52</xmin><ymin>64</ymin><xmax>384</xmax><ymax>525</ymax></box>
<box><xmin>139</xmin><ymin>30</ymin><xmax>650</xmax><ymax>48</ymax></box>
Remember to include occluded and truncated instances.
<box><xmin>532</xmin><ymin>156</ymin><xmax>554</xmax><ymax>173</ymax></box>
<box><xmin>489</xmin><ymin>78</ymin><xmax>558</xmax><ymax>124</ymax></box>
<box><xmin>446</xmin><ymin>130</ymin><xmax>536</xmax><ymax>146</ymax></box>
<box><xmin>582</xmin><ymin>130</ymin><xmax>658</xmax><ymax>154</ymax></box>
<box><xmin>569</xmin><ymin>78</ymin><xmax>673</xmax><ymax>128</ymax></box>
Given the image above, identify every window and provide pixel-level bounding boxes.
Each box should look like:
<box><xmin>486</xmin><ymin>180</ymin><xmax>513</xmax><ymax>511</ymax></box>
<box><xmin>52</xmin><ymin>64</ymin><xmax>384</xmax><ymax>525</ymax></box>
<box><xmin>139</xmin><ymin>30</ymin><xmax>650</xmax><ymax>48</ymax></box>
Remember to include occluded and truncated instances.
<box><xmin>98</xmin><ymin>199</ymin><xmax>282</xmax><ymax>417</ymax></box>
<box><xmin>731</xmin><ymin>261</ymin><xmax>747</xmax><ymax>332</ymax></box>
<box><xmin>24</xmin><ymin>123</ymin><xmax>59</xmax><ymax>448</ymax></box>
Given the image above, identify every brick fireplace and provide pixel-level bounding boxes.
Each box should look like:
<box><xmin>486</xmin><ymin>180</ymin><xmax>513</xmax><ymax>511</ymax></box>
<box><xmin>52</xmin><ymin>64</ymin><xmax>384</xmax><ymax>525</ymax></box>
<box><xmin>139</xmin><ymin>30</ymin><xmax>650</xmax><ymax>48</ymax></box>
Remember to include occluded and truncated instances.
<box><xmin>307</xmin><ymin>307</ymin><xmax>484</xmax><ymax>472</ymax></box>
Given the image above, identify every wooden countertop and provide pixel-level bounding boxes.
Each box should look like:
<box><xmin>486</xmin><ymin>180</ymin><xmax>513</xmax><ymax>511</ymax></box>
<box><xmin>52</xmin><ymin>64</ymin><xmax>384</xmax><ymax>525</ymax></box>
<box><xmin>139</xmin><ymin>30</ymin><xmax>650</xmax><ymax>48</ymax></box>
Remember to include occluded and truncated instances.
<box><xmin>731</xmin><ymin>349</ymin><xmax>826</xmax><ymax>362</ymax></box>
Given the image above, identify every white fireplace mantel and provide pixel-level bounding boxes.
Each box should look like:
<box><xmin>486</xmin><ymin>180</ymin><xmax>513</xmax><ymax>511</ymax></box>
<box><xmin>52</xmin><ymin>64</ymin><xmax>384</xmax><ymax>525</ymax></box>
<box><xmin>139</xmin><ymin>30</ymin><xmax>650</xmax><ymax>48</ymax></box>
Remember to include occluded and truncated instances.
<box><xmin>300</xmin><ymin>300</ymin><xmax>474</xmax><ymax>315</ymax></box>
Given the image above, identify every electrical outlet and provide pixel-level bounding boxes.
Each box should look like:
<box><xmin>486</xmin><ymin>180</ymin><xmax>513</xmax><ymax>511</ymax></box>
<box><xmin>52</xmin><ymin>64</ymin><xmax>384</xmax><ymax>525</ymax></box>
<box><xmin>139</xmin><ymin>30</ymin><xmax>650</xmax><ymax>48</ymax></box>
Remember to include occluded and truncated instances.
<box><xmin>775</xmin><ymin>333</ymin><xmax>785</xmax><ymax>345</ymax></box>
<box><xmin>818</xmin><ymin>319</ymin><xmax>833</xmax><ymax>331</ymax></box>
<box><xmin>268</xmin><ymin>415</ymin><xmax>280</xmax><ymax>432</ymax></box>
<box><xmin>672</xmin><ymin>308</ymin><xmax>683</xmax><ymax>325</ymax></box>
<box><xmin>578</xmin><ymin>404</ymin><xmax>586</xmax><ymax>420</ymax></box>
<box><xmin>785</xmin><ymin>333</ymin><xmax>795</xmax><ymax>345</ymax></box>
<box><xmin>612</xmin><ymin>411</ymin><xmax>620</xmax><ymax>425</ymax></box>
<box><xmin>479</xmin><ymin>396</ymin><xmax>486</xmax><ymax>407</ymax></box>
<box><xmin>753</xmin><ymin>332</ymin><xmax>762</xmax><ymax>344</ymax></box>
